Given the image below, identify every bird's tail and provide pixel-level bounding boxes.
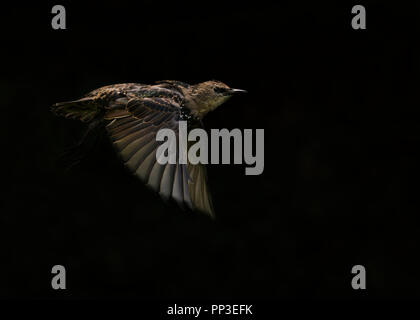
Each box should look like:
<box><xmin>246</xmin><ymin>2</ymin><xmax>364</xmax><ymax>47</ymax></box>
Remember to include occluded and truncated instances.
<box><xmin>57</xmin><ymin>118</ymin><xmax>104</xmax><ymax>171</ymax></box>
<box><xmin>52</xmin><ymin>97</ymin><xmax>104</xmax><ymax>170</ymax></box>
<box><xmin>51</xmin><ymin>97</ymin><xmax>101</xmax><ymax>123</ymax></box>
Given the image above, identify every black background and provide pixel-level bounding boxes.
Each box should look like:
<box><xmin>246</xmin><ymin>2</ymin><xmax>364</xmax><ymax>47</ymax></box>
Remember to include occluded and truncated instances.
<box><xmin>1</xmin><ymin>0</ymin><xmax>419</xmax><ymax>302</ymax></box>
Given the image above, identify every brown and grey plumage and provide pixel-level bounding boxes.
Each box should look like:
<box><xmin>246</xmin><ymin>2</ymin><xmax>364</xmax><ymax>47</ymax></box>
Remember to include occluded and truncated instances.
<box><xmin>52</xmin><ymin>80</ymin><xmax>246</xmax><ymax>217</ymax></box>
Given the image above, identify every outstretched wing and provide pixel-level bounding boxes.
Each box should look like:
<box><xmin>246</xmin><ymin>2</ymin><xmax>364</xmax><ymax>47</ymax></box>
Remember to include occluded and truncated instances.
<box><xmin>105</xmin><ymin>92</ymin><xmax>214</xmax><ymax>217</ymax></box>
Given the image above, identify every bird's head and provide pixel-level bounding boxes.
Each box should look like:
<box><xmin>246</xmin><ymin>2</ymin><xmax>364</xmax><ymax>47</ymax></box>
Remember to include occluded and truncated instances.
<box><xmin>185</xmin><ymin>80</ymin><xmax>247</xmax><ymax>118</ymax></box>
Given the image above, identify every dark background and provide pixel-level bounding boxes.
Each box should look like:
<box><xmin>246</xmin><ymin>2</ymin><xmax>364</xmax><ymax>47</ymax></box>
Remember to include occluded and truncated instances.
<box><xmin>1</xmin><ymin>0</ymin><xmax>419</xmax><ymax>302</ymax></box>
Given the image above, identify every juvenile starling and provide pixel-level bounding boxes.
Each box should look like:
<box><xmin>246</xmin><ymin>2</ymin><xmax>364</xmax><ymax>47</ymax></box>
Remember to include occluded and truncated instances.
<box><xmin>52</xmin><ymin>80</ymin><xmax>246</xmax><ymax>217</ymax></box>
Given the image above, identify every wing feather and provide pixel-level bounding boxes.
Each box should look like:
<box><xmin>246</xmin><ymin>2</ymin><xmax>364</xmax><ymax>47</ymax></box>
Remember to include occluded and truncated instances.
<box><xmin>105</xmin><ymin>86</ymin><xmax>215</xmax><ymax>216</ymax></box>
<box><xmin>135</xmin><ymin>148</ymin><xmax>158</xmax><ymax>181</ymax></box>
<box><xmin>160</xmin><ymin>164</ymin><xmax>176</xmax><ymax>200</ymax></box>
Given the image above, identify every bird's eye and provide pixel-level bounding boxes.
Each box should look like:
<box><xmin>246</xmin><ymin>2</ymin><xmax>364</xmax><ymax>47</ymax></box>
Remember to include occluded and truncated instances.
<box><xmin>214</xmin><ymin>87</ymin><xmax>227</xmax><ymax>94</ymax></box>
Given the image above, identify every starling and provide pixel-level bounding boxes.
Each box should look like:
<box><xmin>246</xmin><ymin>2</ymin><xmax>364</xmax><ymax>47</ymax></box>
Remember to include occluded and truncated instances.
<box><xmin>52</xmin><ymin>80</ymin><xmax>246</xmax><ymax>217</ymax></box>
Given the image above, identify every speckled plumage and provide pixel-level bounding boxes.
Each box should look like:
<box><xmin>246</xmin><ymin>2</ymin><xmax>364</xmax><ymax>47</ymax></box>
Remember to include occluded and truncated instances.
<box><xmin>52</xmin><ymin>80</ymin><xmax>246</xmax><ymax>217</ymax></box>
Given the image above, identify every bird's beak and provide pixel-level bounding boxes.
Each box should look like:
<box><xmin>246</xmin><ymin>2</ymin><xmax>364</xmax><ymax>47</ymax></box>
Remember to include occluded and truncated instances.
<box><xmin>229</xmin><ymin>88</ymin><xmax>248</xmax><ymax>94</ymax></box>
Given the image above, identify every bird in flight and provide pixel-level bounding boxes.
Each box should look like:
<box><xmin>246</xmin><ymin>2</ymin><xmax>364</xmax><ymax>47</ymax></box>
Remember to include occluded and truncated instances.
<box><xmin>52</xmin><ymin>80</ymin><xmax>246</xmax><ymax>217</ymax></box>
